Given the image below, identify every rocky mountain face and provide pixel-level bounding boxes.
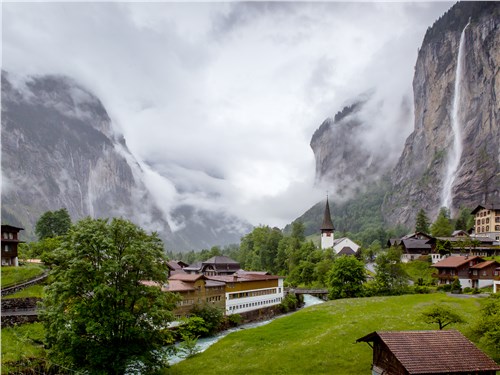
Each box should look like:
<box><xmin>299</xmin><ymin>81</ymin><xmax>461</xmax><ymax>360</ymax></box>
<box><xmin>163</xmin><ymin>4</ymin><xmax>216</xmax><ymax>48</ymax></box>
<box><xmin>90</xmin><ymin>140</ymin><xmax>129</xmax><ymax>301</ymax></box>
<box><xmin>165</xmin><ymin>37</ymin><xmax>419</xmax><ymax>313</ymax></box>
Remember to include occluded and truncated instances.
<box><xmin>1</xmin><ymin>72</ymin><xmax>249</xmax><ymax>250</ymax></box>
<box><xmin>310</xmin><ymin>98</ymin><xmax>401</xmax><ymax>198</ymax></box>
<box><xmin>382</xmin><ymin>2</ymin><xmax>500</xmax><ymax>227</ymax></box>
<box><xmin>309</xmin><ymin>2</ymin><xmax>499</xmax><ymax>231</ymax></box>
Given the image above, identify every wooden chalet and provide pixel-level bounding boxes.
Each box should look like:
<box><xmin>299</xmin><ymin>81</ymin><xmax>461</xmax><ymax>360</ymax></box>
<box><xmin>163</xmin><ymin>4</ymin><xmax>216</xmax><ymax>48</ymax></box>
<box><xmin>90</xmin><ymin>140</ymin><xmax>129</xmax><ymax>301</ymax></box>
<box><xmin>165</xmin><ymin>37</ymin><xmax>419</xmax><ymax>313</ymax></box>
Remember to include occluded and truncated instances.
<box><xmin>431</xmin><ymin>255</ymin><xmax>497</xmax><ymax>288</ymax></box>
<box><xmin>357</xmin><ymin>330</ymin><xmax>500</xmax><ymax>375</ymax></box>
<box><xmin>1</xmin><ymin>225</ymin><xmax>24</xmax><ymax>267</ymax></box>
<box><xmin>184</xmin><ymin>256</ymin><xmax>241</xmax><ymax>276</ymax></box>
<box><xmin>387</xmin><ymin>232</ymin><xmax>433</xmax><ymax>263</ymax></box>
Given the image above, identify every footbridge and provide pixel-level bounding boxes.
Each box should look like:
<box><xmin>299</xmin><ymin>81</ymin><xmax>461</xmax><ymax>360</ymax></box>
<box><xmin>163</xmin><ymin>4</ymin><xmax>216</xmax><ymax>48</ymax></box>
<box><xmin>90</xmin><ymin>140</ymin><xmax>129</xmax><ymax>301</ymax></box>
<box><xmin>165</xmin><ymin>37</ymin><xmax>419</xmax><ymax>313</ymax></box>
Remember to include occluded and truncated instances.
<box><xmin>287</xmin><ymin>288</ymin><xmax>329</xmax><ymax>301</ymax></box>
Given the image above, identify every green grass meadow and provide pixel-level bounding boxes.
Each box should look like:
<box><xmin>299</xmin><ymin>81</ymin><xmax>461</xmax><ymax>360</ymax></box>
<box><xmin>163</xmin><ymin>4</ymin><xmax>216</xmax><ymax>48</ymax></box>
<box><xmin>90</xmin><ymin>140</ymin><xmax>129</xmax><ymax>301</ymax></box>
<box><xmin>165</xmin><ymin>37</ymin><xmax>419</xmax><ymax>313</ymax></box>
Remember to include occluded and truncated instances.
<box><xmin>167</xmin><ymin>294</ymin><xmax>488</xmax><ymax>375</ymax></box>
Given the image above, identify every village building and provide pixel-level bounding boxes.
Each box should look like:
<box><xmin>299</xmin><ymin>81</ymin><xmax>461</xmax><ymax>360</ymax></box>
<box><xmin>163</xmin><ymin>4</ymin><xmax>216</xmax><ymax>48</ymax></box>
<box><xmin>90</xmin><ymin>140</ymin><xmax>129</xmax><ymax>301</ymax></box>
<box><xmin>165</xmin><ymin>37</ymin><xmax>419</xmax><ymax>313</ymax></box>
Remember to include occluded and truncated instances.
<box><xmin>494</xmin><ymin>266</ymin><xmax>500</xmax><ymax>293</ymax></box>
<box><xmin>1</xmin><ymin>225</ymin><xmax>24</xmax><ymax>267</ymax></box>
<box><xmin>183</xmin><ymin>256</ymin><xmax>240</xmax><ymax>276</ymax></box>
<box><xmin>320</xmin><ymin>197</ymin><xmax>360</xmax><ymax>255</ymax></box>
<box><xmin>320</xmin><ymin>197</ymin><xmax>335</xmax><ymax>250</ymax></box>
<box><xmin>431</xmin><ymin>255</ymin><xmax>500</xmax><ymax>289</ymax></box>
<box><xmin>357</xmin><ymin>330</ymin><xmax>500</xmax><ymax>375</ymax></box>
<box><xmin>146</xmin><ymin>273</ymin><xmax>226</xmax><ymax>319</ymax></box>
<box><xmin>206</xmin><ymin>271</ymin><xmax>284</xmax><ymax>316</ymax></box>
<box><xmin>388</xmin><ymin>232</ymin><xmax>434</xmax><ymax>263</ymax></box>
<box><xmin>471</xmin><ymin>204</ymin><xmax>500</xmax><ymax>242</ymax></box>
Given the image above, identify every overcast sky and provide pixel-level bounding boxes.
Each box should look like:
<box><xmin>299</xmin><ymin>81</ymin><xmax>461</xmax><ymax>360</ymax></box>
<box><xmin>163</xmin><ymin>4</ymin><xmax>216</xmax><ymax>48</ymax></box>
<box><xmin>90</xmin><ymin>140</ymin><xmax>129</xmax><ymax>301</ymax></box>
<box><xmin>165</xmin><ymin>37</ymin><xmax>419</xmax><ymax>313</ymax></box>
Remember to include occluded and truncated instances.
<box><xmin>2</xmin><ymin>1</ymin><xmax>452</xmax><ymax>229</ymax></box>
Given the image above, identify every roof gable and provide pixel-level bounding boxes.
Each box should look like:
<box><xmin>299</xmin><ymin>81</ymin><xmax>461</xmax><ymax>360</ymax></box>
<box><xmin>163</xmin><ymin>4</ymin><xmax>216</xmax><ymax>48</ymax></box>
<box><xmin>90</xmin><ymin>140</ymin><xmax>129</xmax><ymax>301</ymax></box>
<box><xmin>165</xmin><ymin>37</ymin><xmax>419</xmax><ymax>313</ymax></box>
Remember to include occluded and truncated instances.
<box><xmin>357</xmin><ymin>330</ymin><xmax>500</xmax><ymax>374</ymax></box>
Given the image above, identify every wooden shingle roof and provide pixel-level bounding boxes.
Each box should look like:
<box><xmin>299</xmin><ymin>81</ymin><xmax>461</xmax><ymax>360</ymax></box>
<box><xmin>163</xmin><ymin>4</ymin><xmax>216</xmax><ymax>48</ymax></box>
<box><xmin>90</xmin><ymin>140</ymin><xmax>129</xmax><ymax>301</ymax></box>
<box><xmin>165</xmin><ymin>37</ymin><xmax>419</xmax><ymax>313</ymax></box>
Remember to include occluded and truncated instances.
<box><xmin>357</xmin><ymin>330</ymin><xmax>500</xmax><ymax>374</ymax></box>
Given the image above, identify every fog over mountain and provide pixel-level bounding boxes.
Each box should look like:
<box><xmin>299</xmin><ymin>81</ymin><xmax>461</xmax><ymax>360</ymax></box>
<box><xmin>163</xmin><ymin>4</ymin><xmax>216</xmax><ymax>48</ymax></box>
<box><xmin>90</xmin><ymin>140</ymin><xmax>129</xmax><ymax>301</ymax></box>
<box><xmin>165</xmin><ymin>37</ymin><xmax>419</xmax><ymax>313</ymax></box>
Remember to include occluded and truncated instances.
<box><xmin>2</xmin><ymin>2</ymin><xmax>452</xmax><ymax>233</ymax></box>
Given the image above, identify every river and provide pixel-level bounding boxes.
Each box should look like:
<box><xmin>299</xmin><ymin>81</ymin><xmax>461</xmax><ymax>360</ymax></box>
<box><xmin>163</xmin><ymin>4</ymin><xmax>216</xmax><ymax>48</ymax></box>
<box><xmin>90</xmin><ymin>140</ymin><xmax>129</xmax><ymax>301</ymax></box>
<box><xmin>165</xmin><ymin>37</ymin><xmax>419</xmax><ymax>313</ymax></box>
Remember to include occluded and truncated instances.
<box><xmin>168</xmin><ymin>294</ymin><xmax>325</xmax><ymax>365</ymax></box>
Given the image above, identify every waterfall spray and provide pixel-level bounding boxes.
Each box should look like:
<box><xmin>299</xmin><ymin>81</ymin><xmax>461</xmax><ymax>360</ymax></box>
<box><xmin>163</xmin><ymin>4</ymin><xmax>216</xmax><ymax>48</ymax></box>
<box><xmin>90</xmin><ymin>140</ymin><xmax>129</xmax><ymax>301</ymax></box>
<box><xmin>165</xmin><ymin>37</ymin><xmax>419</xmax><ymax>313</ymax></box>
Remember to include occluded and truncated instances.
<box><xmin>441</xmin><ymin>21</ymin><xmax>470</xmax><ymax>211</ymax></box>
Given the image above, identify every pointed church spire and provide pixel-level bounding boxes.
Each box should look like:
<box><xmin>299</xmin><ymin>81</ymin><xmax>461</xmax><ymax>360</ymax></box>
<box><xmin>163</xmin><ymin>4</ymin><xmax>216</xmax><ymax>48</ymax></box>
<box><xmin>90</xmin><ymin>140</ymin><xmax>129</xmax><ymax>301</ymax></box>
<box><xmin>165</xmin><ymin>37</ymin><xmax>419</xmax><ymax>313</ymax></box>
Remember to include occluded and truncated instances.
<box><xmin>321</xmin><ymin>196</ymin><xmax>335</xmax><ymax>231</ymax></box>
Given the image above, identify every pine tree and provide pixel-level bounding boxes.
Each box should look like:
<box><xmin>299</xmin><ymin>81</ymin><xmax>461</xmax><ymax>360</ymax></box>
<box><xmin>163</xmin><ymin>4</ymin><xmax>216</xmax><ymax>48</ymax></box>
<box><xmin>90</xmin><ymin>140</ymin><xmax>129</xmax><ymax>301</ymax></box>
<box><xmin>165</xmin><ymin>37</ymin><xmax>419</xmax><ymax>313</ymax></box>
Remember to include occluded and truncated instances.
<box><xmin>430</xmin><ymin>207</ymin><xmax>454</xmax><ymax>237</ymax></box>
<box><xmin>415</xmin><ymin>209</ymin><xmax>430</xmax><ymax>234</ymax></box>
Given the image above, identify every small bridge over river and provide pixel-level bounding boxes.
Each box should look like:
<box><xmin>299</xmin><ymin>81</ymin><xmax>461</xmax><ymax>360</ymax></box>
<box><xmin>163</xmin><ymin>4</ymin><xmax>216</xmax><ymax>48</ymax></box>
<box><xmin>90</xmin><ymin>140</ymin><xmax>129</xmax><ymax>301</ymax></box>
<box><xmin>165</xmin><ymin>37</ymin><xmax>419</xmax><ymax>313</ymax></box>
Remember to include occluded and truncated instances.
<box><xmin>287</xmin><ymin>288</ymin><xmax>329</xmax><ymax>301</ymax></box>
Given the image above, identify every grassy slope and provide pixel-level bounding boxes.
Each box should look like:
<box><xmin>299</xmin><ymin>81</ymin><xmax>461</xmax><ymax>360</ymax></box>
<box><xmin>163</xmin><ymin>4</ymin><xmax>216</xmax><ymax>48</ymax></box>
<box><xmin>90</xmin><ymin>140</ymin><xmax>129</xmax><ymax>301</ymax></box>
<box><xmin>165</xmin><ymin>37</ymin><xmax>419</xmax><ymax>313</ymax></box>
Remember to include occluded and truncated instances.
<box><xmin>1</xmin><ymin>322</ymin><xmax>45</xmax><ymax>374</ymax></box>
<box><xmin>3</xmin><ymin>284</ymin><xmax>45</xmax><ymax>299</ymax></box>
<box><xmin>1</xmin><ymin>263</ymin><xmax>45</xmax><ymax>288</ymax></box>
<box><xmin>167</xmin><ymin>294</ymin><xmax>487</xmax><ymax>375</ymax></box>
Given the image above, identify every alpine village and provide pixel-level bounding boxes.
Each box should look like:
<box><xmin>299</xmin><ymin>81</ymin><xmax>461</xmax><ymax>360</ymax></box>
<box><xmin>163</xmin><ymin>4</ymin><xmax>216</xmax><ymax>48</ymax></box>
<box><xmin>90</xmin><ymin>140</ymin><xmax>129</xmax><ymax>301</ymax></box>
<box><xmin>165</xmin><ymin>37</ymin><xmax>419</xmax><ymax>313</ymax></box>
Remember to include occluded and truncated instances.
<box><xmin>2</xmin><ymin>2</ymin><xmax>500</xmax><ymax>375</ymax></box>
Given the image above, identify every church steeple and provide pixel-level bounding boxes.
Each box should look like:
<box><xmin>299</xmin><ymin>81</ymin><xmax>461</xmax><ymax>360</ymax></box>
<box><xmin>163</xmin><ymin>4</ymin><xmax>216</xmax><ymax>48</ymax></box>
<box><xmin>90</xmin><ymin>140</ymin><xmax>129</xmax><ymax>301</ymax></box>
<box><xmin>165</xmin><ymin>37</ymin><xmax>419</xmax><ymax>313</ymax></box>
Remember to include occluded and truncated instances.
<box><xmin>321</xmin><ymin>196</ymin><xmax>335</xmax><ymax>249</ymax></box>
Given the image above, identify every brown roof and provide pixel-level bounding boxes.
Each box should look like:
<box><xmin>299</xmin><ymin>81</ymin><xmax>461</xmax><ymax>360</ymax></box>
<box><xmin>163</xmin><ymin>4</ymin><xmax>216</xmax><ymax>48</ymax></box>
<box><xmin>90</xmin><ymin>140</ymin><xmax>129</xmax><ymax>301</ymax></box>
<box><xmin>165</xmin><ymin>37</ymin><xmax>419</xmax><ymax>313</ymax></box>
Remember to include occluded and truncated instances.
<box><xmin>169</xmin><ymin>273</ymin><xmax>205</xmax><ymax>282</ymax></box>
<box><xmin>163</xmin><ymin>280</ymin><xmax>195</xmax><ymax>292</ymax></box>
<box><xmin>432</xmin><ymin>256</ymin><xmax>482</xmax><ymax>268</ymax></box>
<box><xmin>357</xmin><ymin>330</ymin><xmax>500</xmax><ymax>374</ymax></box>
<box><xmin>337</xmin><ymin>247</ymin><xmax>356</xmax><ymax>256</ymax></box>
<box><xmin>321</xmin><ymin>197</ymin><xmax>335</xmax><ymax>231</ymax></box>
<box><xmin>206</xmin><ymin>274</ymin><xmax>282</xmax><ymax>283</ymax></box>
<box><xmin>470</xmin><ymin>260</ymin><xmax>500</xmax><ymax>269</ymax></box>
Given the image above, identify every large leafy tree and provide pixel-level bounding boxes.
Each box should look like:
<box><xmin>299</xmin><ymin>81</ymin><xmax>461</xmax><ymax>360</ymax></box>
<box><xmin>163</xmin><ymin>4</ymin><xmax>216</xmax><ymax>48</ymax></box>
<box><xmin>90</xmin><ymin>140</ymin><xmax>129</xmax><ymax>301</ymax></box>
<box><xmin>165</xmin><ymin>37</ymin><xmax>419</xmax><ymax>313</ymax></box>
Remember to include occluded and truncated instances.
<box><xmin>35</xmin><ymin>208</ymin><xmax>72</xmax><ymax>240</ymax></box>
<box><xmin>415</xmin><ymin>209</ymin><xmax>430</xmax><ymax>234</ymax></box>
<box><xmin>430</xmin><ymin>207</ymin><xmax>454</xmax><ymax>237</ymax></box>
<box><xmin>327</xmin><ymin>255</ymin><xmax>366</xmax><ymax>299</ymax></box>
<box><xmin>419</xmin><ymin>303</ymin><xmax>465</xmax><ymax>330</ymax></box>
<box><xmin>40</xmin><ymin>217</ymin><xmax>179</xmax><ymax>374</ymax></box>
<box><xmin>374</xmin><ymin>246</ymin><xmax>409</xmax><ymax>295</ymax></box>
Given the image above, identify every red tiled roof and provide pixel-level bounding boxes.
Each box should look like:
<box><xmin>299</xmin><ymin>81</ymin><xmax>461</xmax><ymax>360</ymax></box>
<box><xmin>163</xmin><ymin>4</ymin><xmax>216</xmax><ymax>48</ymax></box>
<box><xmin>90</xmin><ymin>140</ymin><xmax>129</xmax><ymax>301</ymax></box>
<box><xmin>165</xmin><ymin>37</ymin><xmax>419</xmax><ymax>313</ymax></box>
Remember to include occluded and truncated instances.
<box><xmin>357</xmin><ymin>330</ymin><xmax>500</xmax><ymax>374</ymax></box>
<box><xmin>432</xmin><ymin>256</ymin><xmax>482</xmax><ymax>268</ymax></box>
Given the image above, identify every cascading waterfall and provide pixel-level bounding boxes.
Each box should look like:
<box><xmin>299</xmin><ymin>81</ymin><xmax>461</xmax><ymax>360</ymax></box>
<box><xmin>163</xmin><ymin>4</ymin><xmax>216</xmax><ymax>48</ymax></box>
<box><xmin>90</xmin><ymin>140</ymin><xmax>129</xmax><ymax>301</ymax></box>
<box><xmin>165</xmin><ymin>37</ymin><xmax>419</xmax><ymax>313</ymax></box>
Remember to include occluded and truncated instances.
<box><xmin>441</xmin><ymin>21</ymin><xmax>470</xmax><ymax>210</ymax></box>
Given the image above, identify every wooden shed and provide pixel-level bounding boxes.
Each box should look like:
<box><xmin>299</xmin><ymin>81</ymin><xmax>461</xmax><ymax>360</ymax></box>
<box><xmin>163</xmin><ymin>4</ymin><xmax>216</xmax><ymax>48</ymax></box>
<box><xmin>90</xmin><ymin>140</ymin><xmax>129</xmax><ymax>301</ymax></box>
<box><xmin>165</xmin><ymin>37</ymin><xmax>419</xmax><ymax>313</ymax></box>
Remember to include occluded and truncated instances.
<box><xmin>357</xmin><ymin>330</ymin><xmax>500</xmax><ymax>375</ymax></box>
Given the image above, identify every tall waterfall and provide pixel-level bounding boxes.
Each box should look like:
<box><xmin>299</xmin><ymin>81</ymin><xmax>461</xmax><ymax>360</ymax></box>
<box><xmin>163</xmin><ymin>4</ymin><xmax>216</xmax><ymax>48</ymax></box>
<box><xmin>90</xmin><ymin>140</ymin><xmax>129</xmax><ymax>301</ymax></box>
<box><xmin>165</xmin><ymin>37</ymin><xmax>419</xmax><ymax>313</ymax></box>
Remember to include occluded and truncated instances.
<box><xmin>441</xmin><ymin>21</ymin><xmax>470</xmax><ymax>211</ymax></box>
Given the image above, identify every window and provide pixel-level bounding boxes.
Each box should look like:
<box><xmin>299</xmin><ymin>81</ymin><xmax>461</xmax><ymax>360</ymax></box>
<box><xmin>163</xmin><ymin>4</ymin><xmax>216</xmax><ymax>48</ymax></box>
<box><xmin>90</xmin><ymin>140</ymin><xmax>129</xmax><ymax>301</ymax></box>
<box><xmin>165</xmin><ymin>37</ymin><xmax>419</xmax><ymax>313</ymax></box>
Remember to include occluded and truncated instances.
<box><xmin>496</xmin><ymin>217</ymin><xmax>500</xmax><ymax>223</ymax></box>
<box><xmin>496</xmin><ymin>225</ymin><xmax>500</xmax><ymax>231</ymax></box>
<box><xmin>486</xmin><ymin>226</ymin><xmax>490</xmax><ymax>232</ymax></box>
<box><xmin>486</xmin><ymin>218</ymin><xmax>490</xmax><ymax>224</ymax></box>
<box><xmin>473</xmin><ymin>270</ymin><xmax>478</xmax><ymax>276</ymax></box>
<box><xmin>477</xmin><ymin>220</ymin><xmax>481</xmax><ymax>226</ymax></box>
<box><xmin>482</xmin><ymin>219</ymin><xmax>485</xmax><ymax>224</ymax></box>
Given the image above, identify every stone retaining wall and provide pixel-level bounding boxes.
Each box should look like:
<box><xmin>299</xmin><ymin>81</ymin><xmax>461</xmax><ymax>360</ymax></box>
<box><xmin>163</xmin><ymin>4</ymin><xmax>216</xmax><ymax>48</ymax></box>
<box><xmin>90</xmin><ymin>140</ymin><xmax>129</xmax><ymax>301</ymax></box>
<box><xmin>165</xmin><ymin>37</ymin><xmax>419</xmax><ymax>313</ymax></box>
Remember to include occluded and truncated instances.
<box><xmin>2</xmin><ymin>297</ymin><xmax>41</xmax><ymax>311</ymax></box>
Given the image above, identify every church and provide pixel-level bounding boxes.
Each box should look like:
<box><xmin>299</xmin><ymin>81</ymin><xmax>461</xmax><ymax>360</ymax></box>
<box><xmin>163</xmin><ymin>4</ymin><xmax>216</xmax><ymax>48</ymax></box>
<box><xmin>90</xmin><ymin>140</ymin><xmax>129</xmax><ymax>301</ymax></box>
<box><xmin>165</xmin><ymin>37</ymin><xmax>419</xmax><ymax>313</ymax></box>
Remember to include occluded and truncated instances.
<box><xmin>320</xmin><ymin>197</ymin><xmax>360</xmax><ymax>256</ymax></box>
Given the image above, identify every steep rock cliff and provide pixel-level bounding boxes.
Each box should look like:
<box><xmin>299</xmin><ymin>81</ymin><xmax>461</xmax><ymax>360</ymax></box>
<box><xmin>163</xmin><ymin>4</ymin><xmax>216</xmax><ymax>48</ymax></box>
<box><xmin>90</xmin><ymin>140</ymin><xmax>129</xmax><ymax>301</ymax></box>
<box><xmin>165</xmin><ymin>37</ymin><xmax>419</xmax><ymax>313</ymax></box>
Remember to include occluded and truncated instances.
<box><xmin>382</xmin><ymin>2</ymin><xmax>500</xmax><ymax>226</ymax></box>
<box><xmin>1</xmin><ymin>72</ymin><xmax>249</xmax><ymax>249</ymax></box>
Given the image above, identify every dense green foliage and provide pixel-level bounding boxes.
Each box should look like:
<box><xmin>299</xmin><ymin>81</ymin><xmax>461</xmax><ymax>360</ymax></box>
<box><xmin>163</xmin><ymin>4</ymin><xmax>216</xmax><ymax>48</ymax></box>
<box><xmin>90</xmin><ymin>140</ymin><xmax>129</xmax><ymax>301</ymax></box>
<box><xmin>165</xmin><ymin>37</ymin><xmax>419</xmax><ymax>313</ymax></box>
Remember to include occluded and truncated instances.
<box><xmin>189</xmin><ymin>305</ymin><xmax>225</xmax><ymax>336</ymax></box>
<box><xmin>1</xmin><ymin>263</ymin><xmax>46</xmax><ymax>287</ymax></box>
<box><xmin>167</xmin><ymin>294</ymin><xmax>484</xmax><ymax>375</ymax></box>
<box><xmin>369</xmin><ymin>247</ymin><xmax>409</xmax><ymax>295</ymax></box>
<box><xmin>35</xmin><ymin>208</ymin><xmax>71</xmax><ymax>240</ymax></box>
<box><xmin>415</xmin><ymin>209</ymin><xmax>430</xmax><ymax>233</ymax></box>
<box><xmin>328</xmin><ymin>256</ymin><xmax>366</xmax><ymax>299</ymax></box>
<box><xmin>471</xmin><ymin>295</ymin><xmax>500</xmax><ymax>361</ymax></box>
<box><xmin>430</xmin><ymin>207</ymin><xmax>454</xmax><ymax>237</ymax></box>
<box><xmin>40</xmin><ymin>217</ymin><xmax>179</xmax><ymax>375</ymax></box>
<box><xmin>419</xmin><ymin>303</ymin><xmax>465</xmax><ymax>330</ymax></box>
<box><xmin>19</xmin><ymin>237</ymin><xmax>62</xmax><ymax>264</ymax></box>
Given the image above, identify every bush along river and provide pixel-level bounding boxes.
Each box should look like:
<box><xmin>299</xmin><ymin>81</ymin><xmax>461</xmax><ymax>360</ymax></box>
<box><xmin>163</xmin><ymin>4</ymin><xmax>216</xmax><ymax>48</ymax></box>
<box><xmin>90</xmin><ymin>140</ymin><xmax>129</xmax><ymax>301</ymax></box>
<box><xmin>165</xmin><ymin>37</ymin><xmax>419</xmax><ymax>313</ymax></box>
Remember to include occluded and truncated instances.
<box><xmin>168</xmin><ymin>294</ymin><xmax>325</xmax><ymax>365</ymax></box>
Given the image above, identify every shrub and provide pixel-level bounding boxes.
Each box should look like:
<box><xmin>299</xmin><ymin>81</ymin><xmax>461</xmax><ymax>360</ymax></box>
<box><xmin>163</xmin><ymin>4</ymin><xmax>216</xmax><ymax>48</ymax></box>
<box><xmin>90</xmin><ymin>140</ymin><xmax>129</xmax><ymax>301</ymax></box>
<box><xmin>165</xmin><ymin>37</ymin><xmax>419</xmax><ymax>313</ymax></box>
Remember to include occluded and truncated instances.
<box><xmin>279</xmin><ymin>293</ymin><xmax>299</xmax><ymax>313</ymax></box>
<box><xmin>463</xmin><ymin>287</ymin><xmax>473</xmax><ymax>294</ymax></box>
<box><xmin>190</xmin><ymin>305</ymin><xmax>224</xmax><ymax>336</ymax></box>
<box><xmin>177</xmin><ymin>317</ymin><xmax>209</xmax><ymax>339</ymax></box>
<box><xmin>226</xmin><ymin>314</ymin><xmax>242</xmax><ymax>327</ymax></box>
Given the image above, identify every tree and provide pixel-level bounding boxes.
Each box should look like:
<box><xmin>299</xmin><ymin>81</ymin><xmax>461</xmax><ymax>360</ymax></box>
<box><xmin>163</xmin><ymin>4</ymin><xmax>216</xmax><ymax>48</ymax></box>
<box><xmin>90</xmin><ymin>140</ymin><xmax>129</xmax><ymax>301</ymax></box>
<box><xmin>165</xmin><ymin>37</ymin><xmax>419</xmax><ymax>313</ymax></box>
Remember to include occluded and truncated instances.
<box><xmin>454</xmin><ymin>207</ymin><xmax>474</xmax><ymax>231</ymax></box>
<box><xmin>415</xmin><ymin>209</ymin><xmax>430</xmax><ymax>234</ymax></box>
<box><xmin>373</xmin><ymin>246</ymin><xmax>409</xmax><ymax>295</ymax></box>
<box><xmin>430</xmin><ymin>207</ymin><xmax>454</xmax><ymax>237</ymax></box>
<box><xmin>327</xmin><ymin>256</ymin><xmax>366</xmax><ymax>299</ymax></box>
<box><xmin>471</xmin><ymin>295</ymin><xmax>500</xmax><ymax>361</ymax></box>
<box><xmin>40</xmin><ymin>218</ymin><xmax>179</xmax><ymax>374</ymax></box>
<box><xmin>35</xmin><ymin>208</ymin><xmax>71</xmax><ymax>240</ymax></box>
<box><xmin>419</xmin><ymin>303</ymin><xmax>465</xmax><ymax>330</ymax></box>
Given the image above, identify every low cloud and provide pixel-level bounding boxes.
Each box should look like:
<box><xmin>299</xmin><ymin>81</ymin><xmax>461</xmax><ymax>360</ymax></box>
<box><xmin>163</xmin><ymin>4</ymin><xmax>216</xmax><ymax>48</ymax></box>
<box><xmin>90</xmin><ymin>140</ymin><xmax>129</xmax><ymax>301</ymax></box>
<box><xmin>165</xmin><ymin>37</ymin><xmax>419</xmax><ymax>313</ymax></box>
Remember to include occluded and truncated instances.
<box><xmin>2</xmin><ymin>2</ymin><xmax>452</xmax><ymax>228</ymax></box>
